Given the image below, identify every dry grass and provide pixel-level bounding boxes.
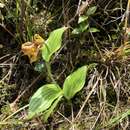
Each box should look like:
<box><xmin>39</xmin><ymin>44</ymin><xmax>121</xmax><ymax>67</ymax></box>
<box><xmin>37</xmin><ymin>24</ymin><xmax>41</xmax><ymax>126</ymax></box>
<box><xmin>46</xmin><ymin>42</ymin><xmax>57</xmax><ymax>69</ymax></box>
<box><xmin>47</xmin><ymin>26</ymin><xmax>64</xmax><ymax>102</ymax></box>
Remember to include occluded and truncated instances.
<box><xmin>0</xmin><ymin>0</ymin><xmax>130</xmax><ymax>130</ymax></box>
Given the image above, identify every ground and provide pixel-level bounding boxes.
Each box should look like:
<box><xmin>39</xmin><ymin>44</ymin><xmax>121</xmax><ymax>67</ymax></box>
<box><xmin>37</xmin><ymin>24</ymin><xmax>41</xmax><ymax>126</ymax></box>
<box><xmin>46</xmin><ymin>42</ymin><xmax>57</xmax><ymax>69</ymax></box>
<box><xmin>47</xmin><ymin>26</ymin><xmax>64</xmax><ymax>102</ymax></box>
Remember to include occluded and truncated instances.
<box><xmin>0</xmin><ymin>0</ymin><xmax>130</xmax><ymax>130</ymax></box>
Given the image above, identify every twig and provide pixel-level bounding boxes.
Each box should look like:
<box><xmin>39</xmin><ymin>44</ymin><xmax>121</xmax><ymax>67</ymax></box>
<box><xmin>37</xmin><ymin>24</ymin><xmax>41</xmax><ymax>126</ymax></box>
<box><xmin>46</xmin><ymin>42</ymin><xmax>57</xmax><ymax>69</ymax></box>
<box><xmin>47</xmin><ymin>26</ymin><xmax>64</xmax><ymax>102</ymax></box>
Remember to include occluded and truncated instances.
<box><xmin>90</xmin><ymin>29</ymin><xmax>104</xmax><ymax>60</ymax></box>
<box><xmin>67</xmin><ymin>0</ymin><xmax>94</xmax><ymax>25</ymax></box>
<box><xmin>91</xmin><ymin>105</ymin><xmax>104</xmax><ymax>130</ymax></box>
<box><xmin>124</xmin><ymin>0</ymin><xmax>130</xmax><ymax>31</ymax></box>
<box><xmin>0</xmin><ymin>54</ymin><xmax>11</xmax><ymax>61</ymax></box>
<box><xmin>0</xmin><ymin>24</ymin><xmax>15</xmax><ymax>38</ymax></box>
<box><xmin>75</xmin><ymin>76</ymin><xmax>101</xmax><ymax>119</ymax></box>
<box><xmin>3</xmin><ymin>104</ymin><xmax>29</xmax><ymax>122</ymax></box>
<box><xmin>57</xmin><ymin>111</ymin><xmax>72</xmax><ymax>124</ymax></box>
<box><xmin>12</xmin><ymin>74</ymin><xmax>43</xmax><ymax>104</ymax></box>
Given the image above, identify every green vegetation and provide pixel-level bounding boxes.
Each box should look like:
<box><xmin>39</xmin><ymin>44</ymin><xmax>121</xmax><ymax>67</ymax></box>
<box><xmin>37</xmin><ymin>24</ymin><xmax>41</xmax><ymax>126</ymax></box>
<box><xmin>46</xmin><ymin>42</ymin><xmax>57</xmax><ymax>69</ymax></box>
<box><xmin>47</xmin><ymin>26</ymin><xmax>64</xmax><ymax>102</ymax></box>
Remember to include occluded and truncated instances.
<box><xmin>0</xmin><ymin>0</ymin><xmax>130</xmax><ymax>129</ymax></box>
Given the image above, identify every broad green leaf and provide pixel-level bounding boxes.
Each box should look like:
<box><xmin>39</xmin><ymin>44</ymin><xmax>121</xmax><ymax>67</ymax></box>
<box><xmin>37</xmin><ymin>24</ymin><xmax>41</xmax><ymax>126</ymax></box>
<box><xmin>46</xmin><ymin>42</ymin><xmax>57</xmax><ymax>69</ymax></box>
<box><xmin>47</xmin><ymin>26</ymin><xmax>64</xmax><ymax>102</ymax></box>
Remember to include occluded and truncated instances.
<box><xmin>88</xmin><ymin>28</ymin><xmax>100</xmax><ymax>33</ymax></box>
<box><xmin>78</xmin><ymin>15</ymin><xmax>88</xmax><ymax>24</ymax></box>
<box><xmin>42</xmin><ymin>96</ymin><xmax>62</xmax><ymax>122</ymax></box>
<box><xmin>86</xmin><ymin>6</ymin><xmax>97</xmax><ymax>16</ymax></box>
<box><xmin>41</xmin><ymin>27</ymin><xmax>68</xmax><ymax>62</ymax></box>
<box><xmin>28</xmin><ymin>84</ymin><xmax>63</xmax><ymax>119</ymax></box>
<box><xmin>63</xmin><ymin>66</ymin><xmax>87</xmax><ymax>100</ymax></box>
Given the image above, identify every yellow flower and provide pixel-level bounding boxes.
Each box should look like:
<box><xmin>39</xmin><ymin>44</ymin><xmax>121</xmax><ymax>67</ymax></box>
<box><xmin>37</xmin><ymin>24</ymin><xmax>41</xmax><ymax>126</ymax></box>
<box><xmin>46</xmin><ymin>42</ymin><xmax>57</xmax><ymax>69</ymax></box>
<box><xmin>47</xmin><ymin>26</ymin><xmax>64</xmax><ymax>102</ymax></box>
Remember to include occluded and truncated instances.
<box><xmin>33</xmin><ymin>34</ymin><xmax>45</xmax><ymax>46</ymax></box>
<box><xmin>21</xmin><ymin>34</ymin><xmax>45</xmax><ymax>63</ymax></box>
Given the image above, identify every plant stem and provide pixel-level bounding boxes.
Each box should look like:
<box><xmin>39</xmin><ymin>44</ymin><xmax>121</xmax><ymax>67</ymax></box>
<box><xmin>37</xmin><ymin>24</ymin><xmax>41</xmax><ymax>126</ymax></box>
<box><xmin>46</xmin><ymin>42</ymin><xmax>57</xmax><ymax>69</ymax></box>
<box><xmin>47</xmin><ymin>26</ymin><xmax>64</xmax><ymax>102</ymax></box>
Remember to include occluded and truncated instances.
<box><xmin>45</xmin><ymin>62</ymin><xmax>56</xmax><ymax>83</ymax></box>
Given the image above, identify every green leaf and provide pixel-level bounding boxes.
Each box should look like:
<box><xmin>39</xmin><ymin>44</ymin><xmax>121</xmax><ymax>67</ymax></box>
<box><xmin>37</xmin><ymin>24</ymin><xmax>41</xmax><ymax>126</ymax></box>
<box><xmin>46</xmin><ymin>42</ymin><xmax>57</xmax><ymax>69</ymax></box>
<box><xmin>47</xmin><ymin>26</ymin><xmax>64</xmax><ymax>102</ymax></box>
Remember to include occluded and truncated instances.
<box><xmin>78</xmin><ymin>15</ymin><xmax>88</xmax><ymax>24</ymax></box>
<box><xmin>42</xmin><ymin>96</ymin><xmax>62</xmax><ymax>122</ymax></box>
<box><xmin>86</xmin><ymin>6</ymin><xmax>97</xmax><ymax>16</ymax></box>
<box><xmin>72</xmin><ymin>23</ymin><xmax>89</xmax><ymax>35</ymax></box>
<box><xmin>63</xmin><ymin>66</ymin><xmax>87</xmax><ymax>100</ymax></box>
<box><xmin>41</xmin><ymin>27</ymin><xmax>68</xmax><ymax>62</ymax></box>
<box><xmin>80</xmin><ymin>22</ymin><xmax>89</xmax><ymax>32</ymax></box>
<box><xmin>72</xmin><ymin>28</ymin><xmax>82</xmax><ymax>34</ymax></box>
<box><xmin>104</xmin><ymin>109</ymin><xmax>130</xmax><ymax>129</ymax></box>
<box><xmin>88</xmin><ymin>28</ymin><xmax>100</xmax><ymax>33</ymax></box>
<box><xmin>28</xmin><ymin>84</ymin><xmax>63</xmax><ymax>119</ymax></box>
